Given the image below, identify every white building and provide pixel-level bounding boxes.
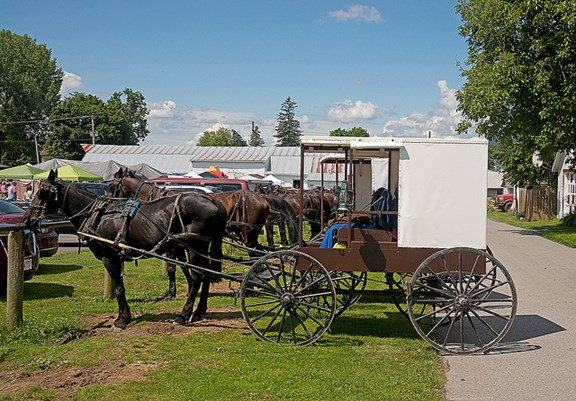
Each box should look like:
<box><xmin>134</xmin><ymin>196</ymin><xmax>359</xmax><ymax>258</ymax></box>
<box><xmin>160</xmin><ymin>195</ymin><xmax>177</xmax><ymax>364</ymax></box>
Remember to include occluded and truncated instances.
<box><xmin>552</xmin><ymin>151</ymin><xmax>576</xmax><ymax>217</ymax></box>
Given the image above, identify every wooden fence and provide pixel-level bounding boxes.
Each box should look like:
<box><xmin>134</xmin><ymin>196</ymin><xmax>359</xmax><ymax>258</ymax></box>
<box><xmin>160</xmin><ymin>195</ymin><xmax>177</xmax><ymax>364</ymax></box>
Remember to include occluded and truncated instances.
<box><xmin>515</xmin><ymin>186</ymin><xmax>557</xmax><ymax>221</ymax></box>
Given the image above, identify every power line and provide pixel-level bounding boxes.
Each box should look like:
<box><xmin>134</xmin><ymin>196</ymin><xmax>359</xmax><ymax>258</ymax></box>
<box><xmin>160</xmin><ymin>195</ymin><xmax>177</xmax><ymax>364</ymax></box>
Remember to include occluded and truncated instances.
<box><xmin>0</xmin><ymin>115</ymin><xmax>96</xmax><ymax>126</ymax></box>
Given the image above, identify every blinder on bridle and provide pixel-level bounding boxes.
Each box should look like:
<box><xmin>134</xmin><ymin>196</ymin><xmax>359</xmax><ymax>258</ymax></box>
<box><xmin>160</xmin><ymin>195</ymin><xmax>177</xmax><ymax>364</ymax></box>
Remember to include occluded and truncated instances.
<box><xmin>30</xmin><ymin>181</ymin><xmax>62</xmax><ymax>220</ymax></box>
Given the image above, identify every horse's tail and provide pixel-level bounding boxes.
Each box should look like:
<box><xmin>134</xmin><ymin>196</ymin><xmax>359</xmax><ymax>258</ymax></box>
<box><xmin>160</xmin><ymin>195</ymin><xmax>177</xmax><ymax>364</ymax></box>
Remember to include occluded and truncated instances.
<box><xmin>267</xmin><ymin>195</ymin><xmax>299</xmax><ymax>246</ymax></box>
<box><xmin>209</xmin><ymin>201</ymin><xmax>227</xmax><ymax>282</ymax></box>
<box><xmin>278</xmin><ymin>198</ymin><xmax>298</xmax><ymax>246</ymax></box>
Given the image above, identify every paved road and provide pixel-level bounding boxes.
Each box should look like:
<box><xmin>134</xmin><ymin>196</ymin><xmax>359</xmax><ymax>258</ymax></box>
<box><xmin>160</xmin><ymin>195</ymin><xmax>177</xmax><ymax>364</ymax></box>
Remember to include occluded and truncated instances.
<box><xmin>55</xmin><ymin>233</ymin><xmax>85</xmax><ymax>255</ymax></box>
<box><xmin>445</xmin><ymin>219</ymin><xmax>576</xmax><ymax>401</ymax></box>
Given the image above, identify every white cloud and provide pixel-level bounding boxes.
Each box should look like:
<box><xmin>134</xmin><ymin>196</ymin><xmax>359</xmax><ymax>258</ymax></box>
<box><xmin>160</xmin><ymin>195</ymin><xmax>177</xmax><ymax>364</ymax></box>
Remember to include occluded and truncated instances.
<box><xmin>327</xmin><ymin>5</ymin><xmax>383</xmax><ymax>23</ymax></box>
<box><xmin>328</xmin><ymin>100</ymin><xmax>382</xmax><ymax>121</ymax></box>
<box><xmin>59</xmin><ymin>71</ymin><xmax>84</xmax><ymax>98</ymax></box>
<box><xmin>381</xmin><ymin>80</ymin><xmax>471</xmax><ymax>138</ymax></box>
<box><xmin>148</xmin><ymin>100</ymin><xmax>177</xmax><ymax>118</ymax></box>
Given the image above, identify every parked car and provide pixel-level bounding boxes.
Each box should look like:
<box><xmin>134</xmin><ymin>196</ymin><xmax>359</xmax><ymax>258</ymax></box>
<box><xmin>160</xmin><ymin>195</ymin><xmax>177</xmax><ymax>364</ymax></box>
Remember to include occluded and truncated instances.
<box><xmin>155</xmin><ymin>185</ymin><xmax>217</xmax><ymax>194</ymax></box>
<box><xmin>75</xmin><ymin>182</ymin><xmax>109</xmax><ymax>196</ymax></box>
<box><xmin>151</xmin><ymin>177</ymin><xmax>249</xmax><ymax>192</ymax></box>
<box><xmin>496</xmin><ymin>193</ymin><xmax>514</xmax><ymax>212</ymax></box>
<box><xmin>0</xmin><ymin>222</ymin><xmax>40</xmax><ymax>287</ymax></box>
<box><xmin>0</xmin><ymin>199</ymin><xmax>59</xmax><ymax>257</ymax></box>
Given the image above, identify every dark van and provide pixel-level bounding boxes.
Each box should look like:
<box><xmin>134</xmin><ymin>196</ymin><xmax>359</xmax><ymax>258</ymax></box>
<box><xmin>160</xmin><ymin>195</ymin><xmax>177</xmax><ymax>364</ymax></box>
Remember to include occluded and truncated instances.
<box><xmin>151</xmin><ymin>177</ymin><xmax>249</xmax><ymax>192</ymax></box>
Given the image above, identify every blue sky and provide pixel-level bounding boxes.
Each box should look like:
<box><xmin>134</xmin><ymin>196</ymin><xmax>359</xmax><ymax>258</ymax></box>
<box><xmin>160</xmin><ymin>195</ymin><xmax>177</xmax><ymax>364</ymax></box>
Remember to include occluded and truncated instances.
<box><xmin>2</xmin><ymin>1</ymin><xmax>471</xmax><ymax>145</ymax></box>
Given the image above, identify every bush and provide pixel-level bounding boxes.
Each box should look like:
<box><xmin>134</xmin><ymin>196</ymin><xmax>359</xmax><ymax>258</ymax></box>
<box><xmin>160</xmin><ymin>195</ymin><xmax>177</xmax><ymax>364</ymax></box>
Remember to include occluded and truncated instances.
<box><xmin>562</xmin><ymin>213</ymin><xmax>576</xmax><ymax>227</ymax></box>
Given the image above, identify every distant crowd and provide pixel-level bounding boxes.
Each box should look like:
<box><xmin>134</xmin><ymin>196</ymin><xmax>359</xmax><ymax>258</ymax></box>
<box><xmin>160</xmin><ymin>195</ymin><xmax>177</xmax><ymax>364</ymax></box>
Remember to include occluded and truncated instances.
<box><xmin>0</xmin><ymin>180</ymin><xmax>33</xmax><ymax>201</ymax></box>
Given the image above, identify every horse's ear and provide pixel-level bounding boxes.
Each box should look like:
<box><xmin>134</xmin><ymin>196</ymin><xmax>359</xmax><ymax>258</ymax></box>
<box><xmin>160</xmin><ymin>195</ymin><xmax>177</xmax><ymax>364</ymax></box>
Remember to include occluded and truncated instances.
<box><xmin>128</xmin><ymin>170</ymin><xmax>135</xmax><ymax>178</ymax></box>
<box><xmin>48</xmin><ymin>169</ymin><xmax>57</xmax><ymax>182</ymax></box>
<box><xmin>114</xmin><ymin>167</ymin><xmax>123</xmax><ymax>178</ymax></box>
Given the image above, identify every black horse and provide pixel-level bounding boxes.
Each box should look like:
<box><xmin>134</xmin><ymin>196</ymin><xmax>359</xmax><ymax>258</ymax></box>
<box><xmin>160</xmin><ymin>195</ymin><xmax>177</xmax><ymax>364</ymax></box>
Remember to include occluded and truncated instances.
<box><xmin>24</xmin><ymin>170</ymin><xmax>227</xmax><ymax>329</ymax></box>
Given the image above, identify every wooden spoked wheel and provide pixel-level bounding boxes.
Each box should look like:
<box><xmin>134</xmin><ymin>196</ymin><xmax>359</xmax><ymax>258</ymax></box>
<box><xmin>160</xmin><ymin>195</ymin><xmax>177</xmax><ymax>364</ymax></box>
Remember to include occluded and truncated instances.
<box><xmin>330</xmin><ymin>271</ymin><xmax>367</xmax><ymax>317</ymax></box>
<box><xmin>407</xmin><ymin>247</ymin><xmax>517</xmax><ymax>354</ymax></box>
<box><xmin>240</xmin><ymin>250</ymin><xmax>336</xmax><ymax>346</ymax></box>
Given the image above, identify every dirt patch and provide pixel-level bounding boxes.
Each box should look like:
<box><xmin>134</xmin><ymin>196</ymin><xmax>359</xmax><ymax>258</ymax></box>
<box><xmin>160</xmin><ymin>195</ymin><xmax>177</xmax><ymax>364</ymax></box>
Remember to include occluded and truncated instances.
<box><xmin>0</xmin><ymin>360</ymin><xmax>160</xmax><ymax>400</ymax></box>
<box><xmin>0</xmin><ymin>301</ymin><xmax>247</xmax><ymax>399</ymax></box>
<box><xmin>74</xmin><ymin>305</ymin><xmax>246</xmax><ymax>341</ymax></box>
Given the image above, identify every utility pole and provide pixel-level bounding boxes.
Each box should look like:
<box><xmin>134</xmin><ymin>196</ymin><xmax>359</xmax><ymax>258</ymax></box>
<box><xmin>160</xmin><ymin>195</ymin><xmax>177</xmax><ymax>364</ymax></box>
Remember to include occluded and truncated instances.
<box><xmin>90</xmin><ymin>115</ymin><xmax>96</xmax><ymax>145</ymax></box>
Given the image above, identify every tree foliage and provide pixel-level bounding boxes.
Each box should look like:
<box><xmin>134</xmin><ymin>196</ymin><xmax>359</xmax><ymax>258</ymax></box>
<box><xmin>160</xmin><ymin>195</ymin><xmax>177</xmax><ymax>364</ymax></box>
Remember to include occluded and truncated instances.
<box><xmin>329</xmin><ymin>127</ymin><xmax>370</xmax><ymax>137</ymax></box>
<box><xmin>456</xmin><ymin>0</ymin><xmax>576</xmax><ymax>184</ymax></box>
<box><xmin>249</xmin><ymin>122</ymin><xmax>265</xmax><ymax>146</ymax></box>
<box><xmin>46</xmin><ymin>93</ymin><xmax>105</xmax><ymax>160</ymax></box>
<box><xmin>0</xmin><ymin>30</ymin><xmax>63</xmax><ymax>165</ymax></box>
<box><xmin>197</xmin><ymin>127</ymin><xmax>247</xmax><ymax>146</ymax></box>
<box><xmin>46</xmin><ymin>89</ymin><xmax>149</xmax><ymax>160</ymax></box>
<box><xmin>274</xmin><ymin>97</ymin><xmax>302</xmax><ymax>146</ymax></box>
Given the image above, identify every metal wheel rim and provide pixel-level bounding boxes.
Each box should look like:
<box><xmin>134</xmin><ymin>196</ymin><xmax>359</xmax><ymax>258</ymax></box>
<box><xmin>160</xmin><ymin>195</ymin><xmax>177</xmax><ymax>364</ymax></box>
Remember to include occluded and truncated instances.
<box><xmin>240</xmin><ymin>250</ymin><xmax>336</xmax><ymax>346</ymax></box>
<box><xmin>407</xmin><ymin>247</ymin><xmax>517</xmax><ymax>354</ymax></box>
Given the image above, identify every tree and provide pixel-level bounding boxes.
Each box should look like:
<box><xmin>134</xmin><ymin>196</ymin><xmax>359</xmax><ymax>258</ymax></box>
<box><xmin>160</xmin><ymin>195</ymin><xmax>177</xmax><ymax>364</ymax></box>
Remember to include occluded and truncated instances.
<box><xmin>102</xmin><ymin>88</ymin><xmax>149</xmax><ymax>145</ymax></box>
<box><xmin>197</xmin><ymin>127</ymin><xmax>247</xmax><ymax>146</ymax></box>
<box><xmin>45</xmin><ymin>89</ymin><xmax>149</xmax><ymax>159</ymax></box>
<box><xmin>456</xmin><ymin>0</ymin><xmax>576</xmax><ymax>184</ymax></box>
<box><xmin>329</xmin><ymin>127</ymin><xmax>370</xmax><ymax>137</ymax></box>
<box><xmin>46</xmin><ymin>93</ymin><xmax>105</xmax><ymax>159</ymax></box>
<box><xmin>274</xmin><ymin>97</ymin><xmax>302</xmax><ymax>146</ymax></box>
<box><xmin>249</xmin><ymin>121</ymin><xmax>265</xmax><ymax>146</ymax></box>
<box><xmin>0</xmin><ymin>30</ymin><xmax>63</xmax><ymax>165</ymax></box>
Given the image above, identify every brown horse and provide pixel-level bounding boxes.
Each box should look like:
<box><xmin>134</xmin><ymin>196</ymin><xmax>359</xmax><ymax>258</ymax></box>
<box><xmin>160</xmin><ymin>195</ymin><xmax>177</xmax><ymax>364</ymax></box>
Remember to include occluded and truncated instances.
<box><xmin>110</xmin><ymin>168</ymin><xmax>269</xmax><ymax>254</ymax></box>
<box><xmin>25</xmin><ymin>170</ymin><xmax>226</xmax><ymax>329</ymax></box>
<box><xmin>281</xmin><ymin>190</ymin><xmax>331</xmax><ymax>240</ymax></box>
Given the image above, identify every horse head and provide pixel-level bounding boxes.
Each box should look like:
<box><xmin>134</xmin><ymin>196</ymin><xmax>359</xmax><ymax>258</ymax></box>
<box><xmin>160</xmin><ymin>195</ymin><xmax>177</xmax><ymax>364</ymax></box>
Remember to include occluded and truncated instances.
<box><xmin>109</xmin><ymin>167</ymin><xmax>136</xmax><ymax>198</ymax></box>
<box><xmin>24</xmin><ymin>169</ymin><xmax>63</xmax><ymax>228</ymax></box>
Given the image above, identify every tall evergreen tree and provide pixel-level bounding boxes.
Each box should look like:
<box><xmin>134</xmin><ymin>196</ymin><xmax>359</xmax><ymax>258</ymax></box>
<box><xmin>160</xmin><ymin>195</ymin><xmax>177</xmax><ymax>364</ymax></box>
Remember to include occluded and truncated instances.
<box><xmin>274</xmin><ymin>97</ymin><xmax>302</xmax><ymax>146</ymax></box>
<box><xmin>249</xmin><ymin>121</ymin><xmax>265</xmax><ymax>146</ymax></box>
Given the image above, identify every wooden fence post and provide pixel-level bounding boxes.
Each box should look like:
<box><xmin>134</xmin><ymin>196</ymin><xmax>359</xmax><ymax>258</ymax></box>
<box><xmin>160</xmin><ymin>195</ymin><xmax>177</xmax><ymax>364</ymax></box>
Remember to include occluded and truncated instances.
<box><xmin>103</xmin><ymin>269</ymin><xmax>115</xmax><ymax>299</ymax></box>
<box><xmin>6</xmin><ymin>230</ymin><xmax>24</xmax><ymax>331</ymax></box>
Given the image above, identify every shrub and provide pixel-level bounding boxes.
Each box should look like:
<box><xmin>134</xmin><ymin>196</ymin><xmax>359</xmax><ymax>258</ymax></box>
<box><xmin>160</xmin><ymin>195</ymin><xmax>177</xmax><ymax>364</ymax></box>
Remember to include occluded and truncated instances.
<box><xmin>562</xmin><ymin>213</ymin><xmax>576</xmax><ymax>227</ymax></box>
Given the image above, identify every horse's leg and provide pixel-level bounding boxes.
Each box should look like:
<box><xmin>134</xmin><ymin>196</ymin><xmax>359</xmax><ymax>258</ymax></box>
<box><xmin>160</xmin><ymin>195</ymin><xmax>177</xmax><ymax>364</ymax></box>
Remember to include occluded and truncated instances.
<box><xmin>265</xmin><ymin>222</ymin><xmax>275</xmax><ymax>248</ymax></box>
<box><xmin>174</xmin><ymin>271</ymin><xmax>202</xmax><ymax>325</ymax></box>
<box><xmin>102</xmin><ymin>256</ymin><xmax>131</xmax><ymax>329</ymax></box>
<box><xmin>193</xmin><ymin>235</ymin><xmax>224</xmax><ymax>320</ymax></box>
<box><xmin>175</xmin><ymin>241</ymin><xmax>210</xmax><ymax>324</ymax></box>
<box><xmin>246</xmin><ymin>227</ymin><xmax>264</xmax><ymax>258</ymax></box>
<box><xmin>165</xmin><ymin>252</ymin><xmax>177</xmax><ymax>300</ymax></box>
<box><xmin>192</xmin><ymin>275</ymin><xmax>211</xmax><ymax>321</ymax></box>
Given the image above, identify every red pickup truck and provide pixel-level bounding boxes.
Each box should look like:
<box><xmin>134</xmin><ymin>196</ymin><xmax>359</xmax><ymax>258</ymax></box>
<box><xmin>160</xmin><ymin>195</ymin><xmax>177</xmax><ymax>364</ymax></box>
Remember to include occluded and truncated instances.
<box><xmin>495</xmin><ymin>193</ymin><xmax>514</xmax><ymax>212</ymax></box>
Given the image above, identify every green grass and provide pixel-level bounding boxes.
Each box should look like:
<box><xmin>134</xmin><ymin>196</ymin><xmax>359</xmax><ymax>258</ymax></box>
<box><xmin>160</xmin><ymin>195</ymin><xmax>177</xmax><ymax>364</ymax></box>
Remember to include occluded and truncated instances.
<box><xmin>488</xmin><ymin>210</ymin><xmax>576</xmax><ymax>247</ymax></box>
<box><xmin>0</xmin><ymin>251</ymin><xmax>445</xmax><ymax>400</ymax></box>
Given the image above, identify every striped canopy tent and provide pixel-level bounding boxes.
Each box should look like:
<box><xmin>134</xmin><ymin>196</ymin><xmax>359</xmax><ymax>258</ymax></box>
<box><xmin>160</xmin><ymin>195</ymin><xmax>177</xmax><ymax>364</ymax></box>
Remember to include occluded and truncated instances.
<box><xmin>34</xmin><ymin>165</ymin><xmax>103</xmax><ymax>182</ymax></box>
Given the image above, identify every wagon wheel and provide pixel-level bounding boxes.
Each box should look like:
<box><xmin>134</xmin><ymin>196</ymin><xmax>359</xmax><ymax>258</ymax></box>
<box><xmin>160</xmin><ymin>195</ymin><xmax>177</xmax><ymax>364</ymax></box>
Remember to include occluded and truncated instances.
<box><xmin>240</xmin><ymin>250</ymin><xmax>336</xmax><ymax>346</ymax></box>
<box><xmin>330</xmin><ymin>271</ymin><xmax>367</xmax><ymax>317</ymax></box>
<box><xmin>407</xmin><ymin>247</ymin><xmax>517</xmax><ymax>354</ymax></box>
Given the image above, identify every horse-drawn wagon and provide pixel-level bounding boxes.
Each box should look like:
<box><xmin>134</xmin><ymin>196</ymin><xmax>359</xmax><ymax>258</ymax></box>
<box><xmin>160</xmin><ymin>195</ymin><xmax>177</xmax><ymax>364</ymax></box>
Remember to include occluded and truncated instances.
<box><xmin>25</xmin><ymin>136</ymin><xmax>517</xmax><ymax>355</ymax></box>
<box><xmin>237</xmin><ymin>136</ymin><xmax>517</xmax><ymax>354</ymax></box>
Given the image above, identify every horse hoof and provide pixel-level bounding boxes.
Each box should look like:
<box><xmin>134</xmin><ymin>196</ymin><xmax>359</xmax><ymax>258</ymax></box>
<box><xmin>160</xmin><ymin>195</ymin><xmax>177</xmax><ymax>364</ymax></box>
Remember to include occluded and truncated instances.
<box><xmin>173</xmin><ymin>316</ymin><xmax>186</xmax><ymax>326</ymax></box>
<box><xmin>190</xmin><ymin>314</ymin><xmax>203</xmax><ymax>323</ymax></box>
<box><xmin>112</xmin><ymin>321</ymin><xmax>127</xmax><ymax>332</ymax></box>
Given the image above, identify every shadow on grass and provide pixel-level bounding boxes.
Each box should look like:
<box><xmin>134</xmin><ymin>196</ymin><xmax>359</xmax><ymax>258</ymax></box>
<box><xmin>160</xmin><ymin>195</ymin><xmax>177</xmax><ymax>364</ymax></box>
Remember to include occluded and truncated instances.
<box><xmin>329</xmin><ymin>312</ymin><xmax>420</xmax><ymax>340</ymax></box>
<box><xmin>0</xmin><ymin>282</ymin><xmax>75</xmax><ymax>301</ymax></box>
<box><xmin>35</xmin><ymin>263</ymin><xmax>83</xmax><ymax>276</ymax></box>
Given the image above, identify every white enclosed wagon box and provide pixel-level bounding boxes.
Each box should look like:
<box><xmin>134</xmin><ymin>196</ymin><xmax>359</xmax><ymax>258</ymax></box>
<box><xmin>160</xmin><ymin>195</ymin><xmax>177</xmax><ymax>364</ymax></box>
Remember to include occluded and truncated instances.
<box><xmin>300</xmin><ymin>136</ymin><xmax>488</xmax><ymax>250</ymax></box>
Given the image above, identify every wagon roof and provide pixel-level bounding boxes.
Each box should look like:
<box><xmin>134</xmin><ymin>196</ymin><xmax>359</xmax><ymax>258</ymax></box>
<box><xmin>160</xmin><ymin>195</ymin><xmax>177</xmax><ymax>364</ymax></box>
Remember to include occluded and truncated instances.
<box><xmin>301</xmin><ymin>136</ymin><xmax>488</xmax><ymax>153</ymax></box>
